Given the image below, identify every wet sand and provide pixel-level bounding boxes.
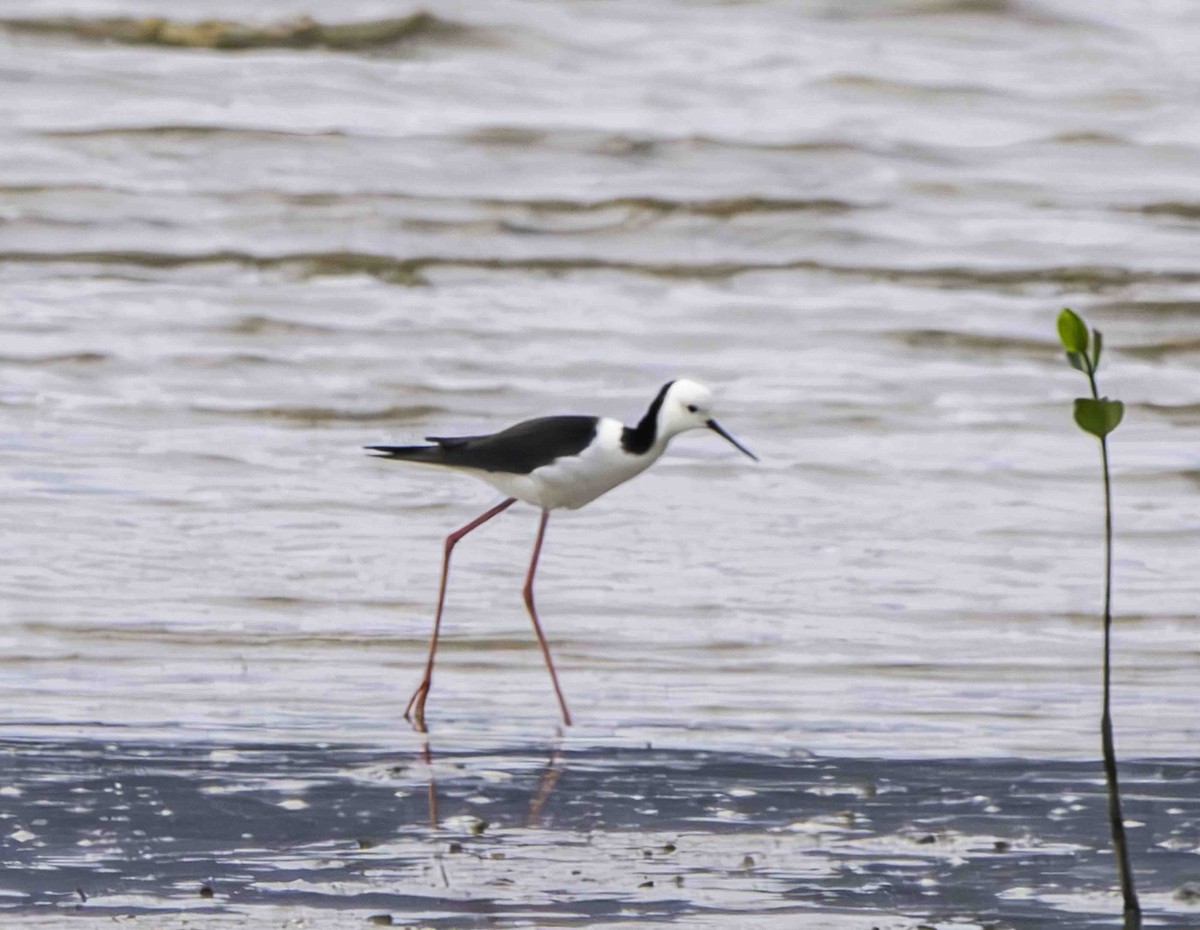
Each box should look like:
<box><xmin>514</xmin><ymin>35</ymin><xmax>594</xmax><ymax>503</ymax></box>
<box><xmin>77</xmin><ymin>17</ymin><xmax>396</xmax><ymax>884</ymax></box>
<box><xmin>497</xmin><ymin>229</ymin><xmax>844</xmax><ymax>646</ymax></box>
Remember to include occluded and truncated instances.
<box><xmin>3</xmin><ymin>738</ymin><xmax>1200</xmax><ymax>928</ymax></box>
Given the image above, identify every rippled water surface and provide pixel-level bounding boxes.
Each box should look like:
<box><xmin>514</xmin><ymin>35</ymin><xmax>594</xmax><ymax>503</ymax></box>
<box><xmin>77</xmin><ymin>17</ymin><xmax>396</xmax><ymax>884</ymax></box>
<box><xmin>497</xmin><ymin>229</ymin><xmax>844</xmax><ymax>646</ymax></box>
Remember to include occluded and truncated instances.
<box><xmin>2</xmin><ymin>0</ymin><xmax>1200</xmax><ymax>926</ymax></box>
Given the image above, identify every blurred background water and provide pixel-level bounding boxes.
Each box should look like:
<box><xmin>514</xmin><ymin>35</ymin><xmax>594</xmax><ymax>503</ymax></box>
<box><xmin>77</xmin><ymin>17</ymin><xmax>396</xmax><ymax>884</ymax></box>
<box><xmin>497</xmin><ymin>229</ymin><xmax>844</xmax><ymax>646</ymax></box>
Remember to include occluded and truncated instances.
<box><xmin>1</xmin><ymin>0</ymin><xmax>1199</xmax><ymax>925</ymax></box>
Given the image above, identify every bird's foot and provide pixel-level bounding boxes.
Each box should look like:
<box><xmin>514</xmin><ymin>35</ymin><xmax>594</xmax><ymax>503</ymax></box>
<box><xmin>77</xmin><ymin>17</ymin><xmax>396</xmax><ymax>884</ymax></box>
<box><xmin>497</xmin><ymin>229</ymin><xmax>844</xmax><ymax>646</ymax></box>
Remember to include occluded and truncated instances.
<box><xmin>404</xmin><ymin>681</ymin><xmax>431</xmax><ymax>733</ymax></box>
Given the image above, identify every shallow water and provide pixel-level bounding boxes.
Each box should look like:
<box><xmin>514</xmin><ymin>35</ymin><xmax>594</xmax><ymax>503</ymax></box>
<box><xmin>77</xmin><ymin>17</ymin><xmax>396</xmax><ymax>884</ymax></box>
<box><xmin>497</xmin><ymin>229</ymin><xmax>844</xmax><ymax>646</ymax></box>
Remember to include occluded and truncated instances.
<box><xmin>2</xmin><ymin>0</ymin><xmax>1200</xmax><ymax>926</ymax></box>
<box><xmin>5</xmin><ymin>738</ymin><xmax>1200</xmax><ymax>929</ymax></box>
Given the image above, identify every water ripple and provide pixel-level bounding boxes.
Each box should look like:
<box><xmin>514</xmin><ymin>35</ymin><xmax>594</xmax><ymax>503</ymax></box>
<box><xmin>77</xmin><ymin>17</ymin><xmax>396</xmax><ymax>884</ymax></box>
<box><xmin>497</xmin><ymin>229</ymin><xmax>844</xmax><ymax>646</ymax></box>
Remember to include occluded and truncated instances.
<box><xmin>4</xmin><ymin>248</ymin><xmax>1199</xmax><ymax>290</ymax></box>
<box><xmin>0</xmin><ymin>12</ymin><xmax>462</xmax><ymax>52</ymax></box>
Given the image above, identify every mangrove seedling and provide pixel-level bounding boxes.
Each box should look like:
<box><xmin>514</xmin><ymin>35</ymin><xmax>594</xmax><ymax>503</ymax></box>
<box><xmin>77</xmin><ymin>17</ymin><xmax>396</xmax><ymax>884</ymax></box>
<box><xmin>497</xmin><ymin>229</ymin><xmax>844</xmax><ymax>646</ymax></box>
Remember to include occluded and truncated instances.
<box><xmin>1055</xmin><ymin>307</ymin><xmax>1140</xmax><ymax>926</ymax></box>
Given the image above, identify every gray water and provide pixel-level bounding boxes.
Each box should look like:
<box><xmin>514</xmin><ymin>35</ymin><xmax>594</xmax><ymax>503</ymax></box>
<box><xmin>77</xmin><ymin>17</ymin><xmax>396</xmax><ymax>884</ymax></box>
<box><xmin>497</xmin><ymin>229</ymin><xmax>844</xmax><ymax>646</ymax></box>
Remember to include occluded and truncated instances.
<box><xmin>2</xmin><ymin>1</ymin><xmax>1200</xmax><ymax>926</ymax></box>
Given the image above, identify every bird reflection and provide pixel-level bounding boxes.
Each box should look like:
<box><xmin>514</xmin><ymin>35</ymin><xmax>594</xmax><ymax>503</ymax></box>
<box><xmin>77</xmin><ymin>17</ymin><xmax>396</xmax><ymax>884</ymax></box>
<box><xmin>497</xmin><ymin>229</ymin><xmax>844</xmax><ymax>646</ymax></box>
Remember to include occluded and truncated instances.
<box><xmin>525</xmin><ymin>745</ymin><xmax>564</xmax><ymax>828</ymax></box>
<box><xmin>420</xmin><ymin>739</ymin><xmax>438</xmax><ymax>829</ymax></box>
<box><xmin>416</xmin><ymin>737</ymin><xmax>566</xmax><ymax>832</ymax></box>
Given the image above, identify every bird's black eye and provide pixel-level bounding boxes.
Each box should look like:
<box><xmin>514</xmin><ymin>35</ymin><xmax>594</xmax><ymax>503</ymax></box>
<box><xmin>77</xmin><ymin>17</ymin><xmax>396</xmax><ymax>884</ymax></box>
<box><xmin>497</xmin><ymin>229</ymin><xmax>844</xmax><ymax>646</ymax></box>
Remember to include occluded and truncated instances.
<box><xmin>686</xmin><ymin>404</ymin><xmax>698</xmax><ymax>413</ymax></box>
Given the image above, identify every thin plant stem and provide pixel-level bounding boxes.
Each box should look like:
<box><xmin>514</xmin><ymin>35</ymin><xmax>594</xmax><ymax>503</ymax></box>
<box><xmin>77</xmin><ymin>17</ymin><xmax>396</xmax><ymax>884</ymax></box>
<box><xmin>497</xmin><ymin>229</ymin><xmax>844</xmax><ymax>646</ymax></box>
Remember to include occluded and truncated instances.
<box><xmin>1099</xmin><ymin>434</ymin><xmax>1140</xmax><ymax>926</ymax></box>
<box><xmin>1084</xmin><ymin>355</ymin><xmax>1141</xmax><ymax>926</ymax></box>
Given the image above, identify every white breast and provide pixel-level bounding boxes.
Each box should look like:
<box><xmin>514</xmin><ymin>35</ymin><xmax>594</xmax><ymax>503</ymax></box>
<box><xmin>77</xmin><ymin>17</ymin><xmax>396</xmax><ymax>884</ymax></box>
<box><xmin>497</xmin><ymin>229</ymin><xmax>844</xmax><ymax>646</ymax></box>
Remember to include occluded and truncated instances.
<box><xmin>468</xmin><ymin>418</ymin><xmax>662</xmax><ymax>510</ymax></box>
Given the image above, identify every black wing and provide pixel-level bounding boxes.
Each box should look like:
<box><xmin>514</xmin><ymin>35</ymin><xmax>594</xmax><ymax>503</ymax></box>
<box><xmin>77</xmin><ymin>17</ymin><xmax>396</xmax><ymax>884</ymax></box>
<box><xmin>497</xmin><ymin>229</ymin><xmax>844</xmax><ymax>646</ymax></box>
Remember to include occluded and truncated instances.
<box><xmin>367</xmin><ymin>415</ymin><xmax>599</xmax><ymax>475</ymax></box>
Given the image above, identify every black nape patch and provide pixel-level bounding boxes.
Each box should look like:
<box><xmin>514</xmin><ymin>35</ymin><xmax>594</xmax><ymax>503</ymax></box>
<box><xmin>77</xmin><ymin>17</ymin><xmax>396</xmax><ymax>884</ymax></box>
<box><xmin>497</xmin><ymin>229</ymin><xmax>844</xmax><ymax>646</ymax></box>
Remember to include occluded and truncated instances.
<box><xmin>620</xmin><ymin>381</ymin><xmax>673</xmax><ymax>455</ymax></box>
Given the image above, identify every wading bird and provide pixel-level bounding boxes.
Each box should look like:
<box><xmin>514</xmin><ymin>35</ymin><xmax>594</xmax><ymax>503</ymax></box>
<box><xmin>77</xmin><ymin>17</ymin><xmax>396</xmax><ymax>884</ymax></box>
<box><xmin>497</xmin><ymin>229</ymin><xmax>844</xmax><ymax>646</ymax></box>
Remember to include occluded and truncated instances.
<box><xmin>367</xmin><ymin>379</ymin><xmax>756</xmax><ymax>731</ymax></box>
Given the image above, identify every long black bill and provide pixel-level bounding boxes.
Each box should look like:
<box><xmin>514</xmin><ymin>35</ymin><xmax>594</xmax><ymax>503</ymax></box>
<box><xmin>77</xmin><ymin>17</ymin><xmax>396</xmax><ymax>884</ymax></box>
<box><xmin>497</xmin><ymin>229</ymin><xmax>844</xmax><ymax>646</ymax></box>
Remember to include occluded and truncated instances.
<box><xmin>707</xmin><ymin>419</ymin><xmax>758</xmax><ymax>461</ymax></box>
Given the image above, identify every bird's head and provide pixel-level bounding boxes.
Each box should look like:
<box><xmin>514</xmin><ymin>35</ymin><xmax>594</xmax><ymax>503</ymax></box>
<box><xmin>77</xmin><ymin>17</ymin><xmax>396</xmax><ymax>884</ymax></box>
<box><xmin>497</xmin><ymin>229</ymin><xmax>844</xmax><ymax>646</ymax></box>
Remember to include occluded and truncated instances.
<box><xmin>658</xmin><ymin>379</ymin><xmax>757</xmax><ymax>460</ymax></box>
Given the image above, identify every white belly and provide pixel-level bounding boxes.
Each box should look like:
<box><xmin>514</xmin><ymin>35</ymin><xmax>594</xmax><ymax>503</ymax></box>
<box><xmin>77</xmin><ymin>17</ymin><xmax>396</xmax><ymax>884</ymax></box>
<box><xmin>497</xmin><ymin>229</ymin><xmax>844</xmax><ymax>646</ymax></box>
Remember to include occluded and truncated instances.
<box><xmin>468</xmin><ymin>418</ymin><xmax>660</xmax><ymax>510</ymax></box>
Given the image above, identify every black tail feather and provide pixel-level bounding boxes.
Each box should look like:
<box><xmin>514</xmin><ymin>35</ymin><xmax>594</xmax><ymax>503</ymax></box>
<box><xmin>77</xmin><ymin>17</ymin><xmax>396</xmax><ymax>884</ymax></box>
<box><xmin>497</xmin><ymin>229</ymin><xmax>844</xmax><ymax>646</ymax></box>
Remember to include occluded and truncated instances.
<box><xmin>364</xmin><ymin>444</ymin><xmax>443</xmax><ymax>463</ymax></box>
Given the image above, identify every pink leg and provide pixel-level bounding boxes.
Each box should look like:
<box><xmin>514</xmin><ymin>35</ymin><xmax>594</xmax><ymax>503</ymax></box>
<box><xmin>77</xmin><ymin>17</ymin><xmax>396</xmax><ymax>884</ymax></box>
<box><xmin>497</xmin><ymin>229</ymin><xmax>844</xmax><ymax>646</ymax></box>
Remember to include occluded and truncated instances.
<box><xmin>406</xmin><ymin>497</ymin><xmax>517</xmax><ymax>732</ymax></box>
<box><xmin>523</xmin><ymin>509</ymin><xmax>573</xmax><ymax>727</ymax></box>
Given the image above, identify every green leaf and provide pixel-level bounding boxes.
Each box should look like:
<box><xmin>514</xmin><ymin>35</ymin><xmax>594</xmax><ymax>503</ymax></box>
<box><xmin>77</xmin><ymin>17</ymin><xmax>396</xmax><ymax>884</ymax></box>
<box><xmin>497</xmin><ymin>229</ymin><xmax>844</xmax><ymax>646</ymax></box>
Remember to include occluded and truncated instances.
<box><xmin>1057</xmin><ymin>308</ymin><xmax>1089</xmax><ymax>355</ymax></box>
<box><xmin>1066</xmin><ymin>351</ymin><xmax>1086</xmax><ymax>372</ymax></box>
<box><xmin>1091</xmin><ymin>328</ymin><xmax>1103</xmax><ymax>369</ymax></box>
<box><xmin>1074</xmin><ymin>397</ymin><xmax>1124</xmax><ymax>437</ymax></box>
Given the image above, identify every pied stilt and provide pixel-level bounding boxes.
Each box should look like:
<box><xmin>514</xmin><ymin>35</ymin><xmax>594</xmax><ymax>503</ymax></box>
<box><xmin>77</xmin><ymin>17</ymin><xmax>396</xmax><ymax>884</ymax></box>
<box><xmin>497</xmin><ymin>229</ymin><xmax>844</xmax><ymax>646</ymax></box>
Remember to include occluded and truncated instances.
<box><xmin>367</xmin><ymin>379</ymin><xmax>757</xmax><ymax>731</ymax></box>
